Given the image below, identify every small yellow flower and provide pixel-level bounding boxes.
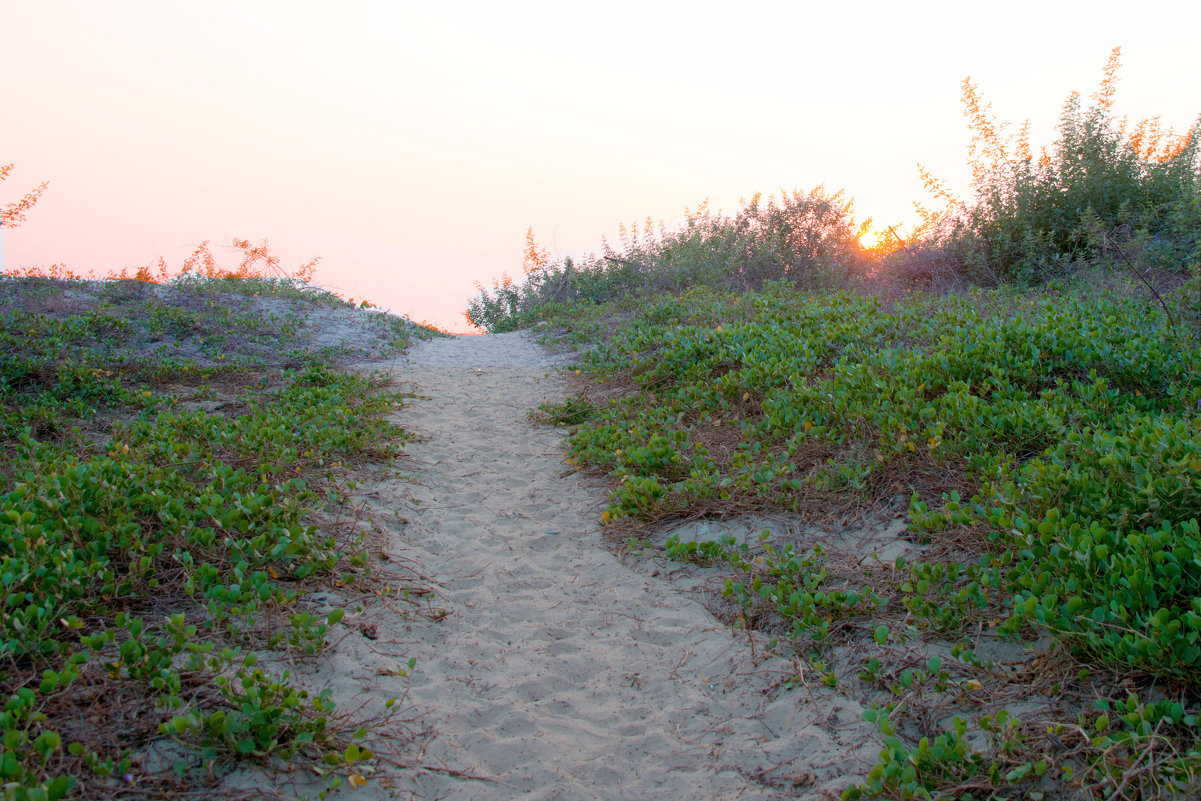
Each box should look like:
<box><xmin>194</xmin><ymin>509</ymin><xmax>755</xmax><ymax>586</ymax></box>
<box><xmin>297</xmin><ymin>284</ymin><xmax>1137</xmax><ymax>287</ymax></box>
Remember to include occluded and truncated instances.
<box><xmin>601</xmin><ymin>510</ymin><xmax>611</xmax><ymax>522</ymax></box>
<box><xmin>803</xmin><ymin>421</ymin><xmax>812</xmax><ymax>431</ymax></box>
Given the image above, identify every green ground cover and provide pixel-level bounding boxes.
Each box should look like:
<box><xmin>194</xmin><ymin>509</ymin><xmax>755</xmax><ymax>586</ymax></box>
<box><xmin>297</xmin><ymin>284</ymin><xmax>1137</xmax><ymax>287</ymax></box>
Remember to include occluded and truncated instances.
<box><xmin>538</xmin><ymin>280</ymin><xmax>1201</xmax><ymax>799</ymax></box>
<box><xmin>0</xmin><ymin>274</ymin><xmax>432</xmax><ymax>800</ymax></box>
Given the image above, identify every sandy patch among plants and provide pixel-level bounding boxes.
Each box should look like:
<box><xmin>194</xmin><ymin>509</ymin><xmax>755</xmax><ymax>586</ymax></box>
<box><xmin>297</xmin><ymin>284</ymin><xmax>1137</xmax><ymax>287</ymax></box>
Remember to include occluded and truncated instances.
<box><xmin>292</xmin><ymin>332</ymin><xmax>880</xmax><ymax>799</ymax></box>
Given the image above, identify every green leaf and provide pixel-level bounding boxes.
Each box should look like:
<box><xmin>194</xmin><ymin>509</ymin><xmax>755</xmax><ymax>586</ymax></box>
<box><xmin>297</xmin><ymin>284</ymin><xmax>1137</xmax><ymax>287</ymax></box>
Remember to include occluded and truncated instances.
<box><xmin>47</xmin><ymin>775</ymin><xmax>74</xmax><ymax>800</ymax></box>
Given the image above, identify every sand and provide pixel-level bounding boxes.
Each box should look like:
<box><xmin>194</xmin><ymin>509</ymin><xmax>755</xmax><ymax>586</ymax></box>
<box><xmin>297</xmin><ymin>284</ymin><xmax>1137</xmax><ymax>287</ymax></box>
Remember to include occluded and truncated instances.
<box><xmin>279</xmin><ymin>332</ymin><xmax>880</xmax><ymax>799</ymax></box>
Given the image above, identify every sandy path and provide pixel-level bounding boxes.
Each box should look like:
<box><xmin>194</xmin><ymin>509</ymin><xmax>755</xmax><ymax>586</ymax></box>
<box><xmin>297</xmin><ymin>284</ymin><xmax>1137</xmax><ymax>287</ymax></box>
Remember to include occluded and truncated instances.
<box><xmin>328</xmin><ymin>333</ymin><xmax>876</xmax><ymax>799</ymax></box>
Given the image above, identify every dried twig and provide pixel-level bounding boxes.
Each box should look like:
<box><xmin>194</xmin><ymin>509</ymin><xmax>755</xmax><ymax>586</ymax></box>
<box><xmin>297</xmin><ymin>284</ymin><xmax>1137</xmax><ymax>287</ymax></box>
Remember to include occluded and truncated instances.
<box><xmin>1108</xmin><ymin>234</ymin><xmax>1177</xmax><ymax>330</ymax></box>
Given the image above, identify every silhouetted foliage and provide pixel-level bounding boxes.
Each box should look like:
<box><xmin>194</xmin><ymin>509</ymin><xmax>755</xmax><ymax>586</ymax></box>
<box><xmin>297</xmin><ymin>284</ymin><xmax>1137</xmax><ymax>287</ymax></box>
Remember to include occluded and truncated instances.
<box><xmin>466</xmin><ymin>188</ymin><xmax>866</xmax><ymax>332</ymax></box>
<box><xmin>899</xmin><ymin>48</ymin><xmax>1200</xmax><ymax>284</ymax></box>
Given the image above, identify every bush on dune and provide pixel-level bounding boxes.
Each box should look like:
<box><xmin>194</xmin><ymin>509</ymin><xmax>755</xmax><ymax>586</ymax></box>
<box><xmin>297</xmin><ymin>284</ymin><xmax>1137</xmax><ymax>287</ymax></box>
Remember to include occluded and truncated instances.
<box><xmin>468</xmin><ymin>47</ymin><xmax>1199</xmax><ymax>334</ymax></box>
<box><xmin>465</xmin><ymin>187</ymin><xmax>868</xmax><ymax>332</ymax></box>
<box><xmin>896</xmin><ymin>47</ymin><xmax>1200</xmax><ymax>287</ymax></box>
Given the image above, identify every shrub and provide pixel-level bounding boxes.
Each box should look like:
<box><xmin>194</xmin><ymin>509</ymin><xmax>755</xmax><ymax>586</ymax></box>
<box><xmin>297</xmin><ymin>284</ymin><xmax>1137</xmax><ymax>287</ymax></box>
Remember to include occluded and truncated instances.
<box><xmin>904</xmin><ymin>47</ymin><xmax>1200</xmax><ymax>284</ymax></box>
<box><xmin>465</xmin><ymin>188</ymin><xmax>867</xmax><ymax>332</ymax></box>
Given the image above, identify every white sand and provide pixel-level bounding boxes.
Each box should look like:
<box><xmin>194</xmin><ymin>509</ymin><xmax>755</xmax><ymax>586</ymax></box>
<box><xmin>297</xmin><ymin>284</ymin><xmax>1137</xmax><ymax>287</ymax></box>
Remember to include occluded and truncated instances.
<box><xmin>305</xmin><ymin>332</ymin><xmax>879</xmax><ymax>799</ymax></box>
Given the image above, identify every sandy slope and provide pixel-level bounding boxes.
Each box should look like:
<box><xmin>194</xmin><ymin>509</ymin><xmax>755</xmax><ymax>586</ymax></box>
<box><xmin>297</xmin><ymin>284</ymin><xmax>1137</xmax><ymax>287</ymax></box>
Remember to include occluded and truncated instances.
<box><xmin>307</xmin><ymin>333</ymin><xmax>880</xmax><ymax>799</ymax></box>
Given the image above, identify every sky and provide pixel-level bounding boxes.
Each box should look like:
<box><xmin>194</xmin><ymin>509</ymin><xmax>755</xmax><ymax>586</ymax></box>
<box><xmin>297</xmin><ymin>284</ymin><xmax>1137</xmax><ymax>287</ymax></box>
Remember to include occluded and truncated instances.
<box><xmin>3</xmin><ymin>1</ymin><xmax>1199</xmax><ymax>331</ymax></box>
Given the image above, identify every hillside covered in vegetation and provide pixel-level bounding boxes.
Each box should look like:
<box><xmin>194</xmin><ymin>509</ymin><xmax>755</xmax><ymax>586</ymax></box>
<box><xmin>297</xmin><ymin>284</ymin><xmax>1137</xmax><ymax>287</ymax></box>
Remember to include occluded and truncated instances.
<box><xmin>0</xmin><ymin>268</ymin><xmax>440</xmax><ymax>799</ymax></box>
<box><xmin>470</xmin><ymin>52</ymin><xmax>1201</xmax><ymax>800</ymax></box>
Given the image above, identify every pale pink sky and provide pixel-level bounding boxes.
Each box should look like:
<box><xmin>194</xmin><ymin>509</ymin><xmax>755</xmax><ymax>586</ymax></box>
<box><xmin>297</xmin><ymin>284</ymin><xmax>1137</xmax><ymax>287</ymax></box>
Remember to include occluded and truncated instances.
<box><xmin>4</xmin><ymin>1</ymin><xmax>1199</xmax><ymax>330</ymax></box>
